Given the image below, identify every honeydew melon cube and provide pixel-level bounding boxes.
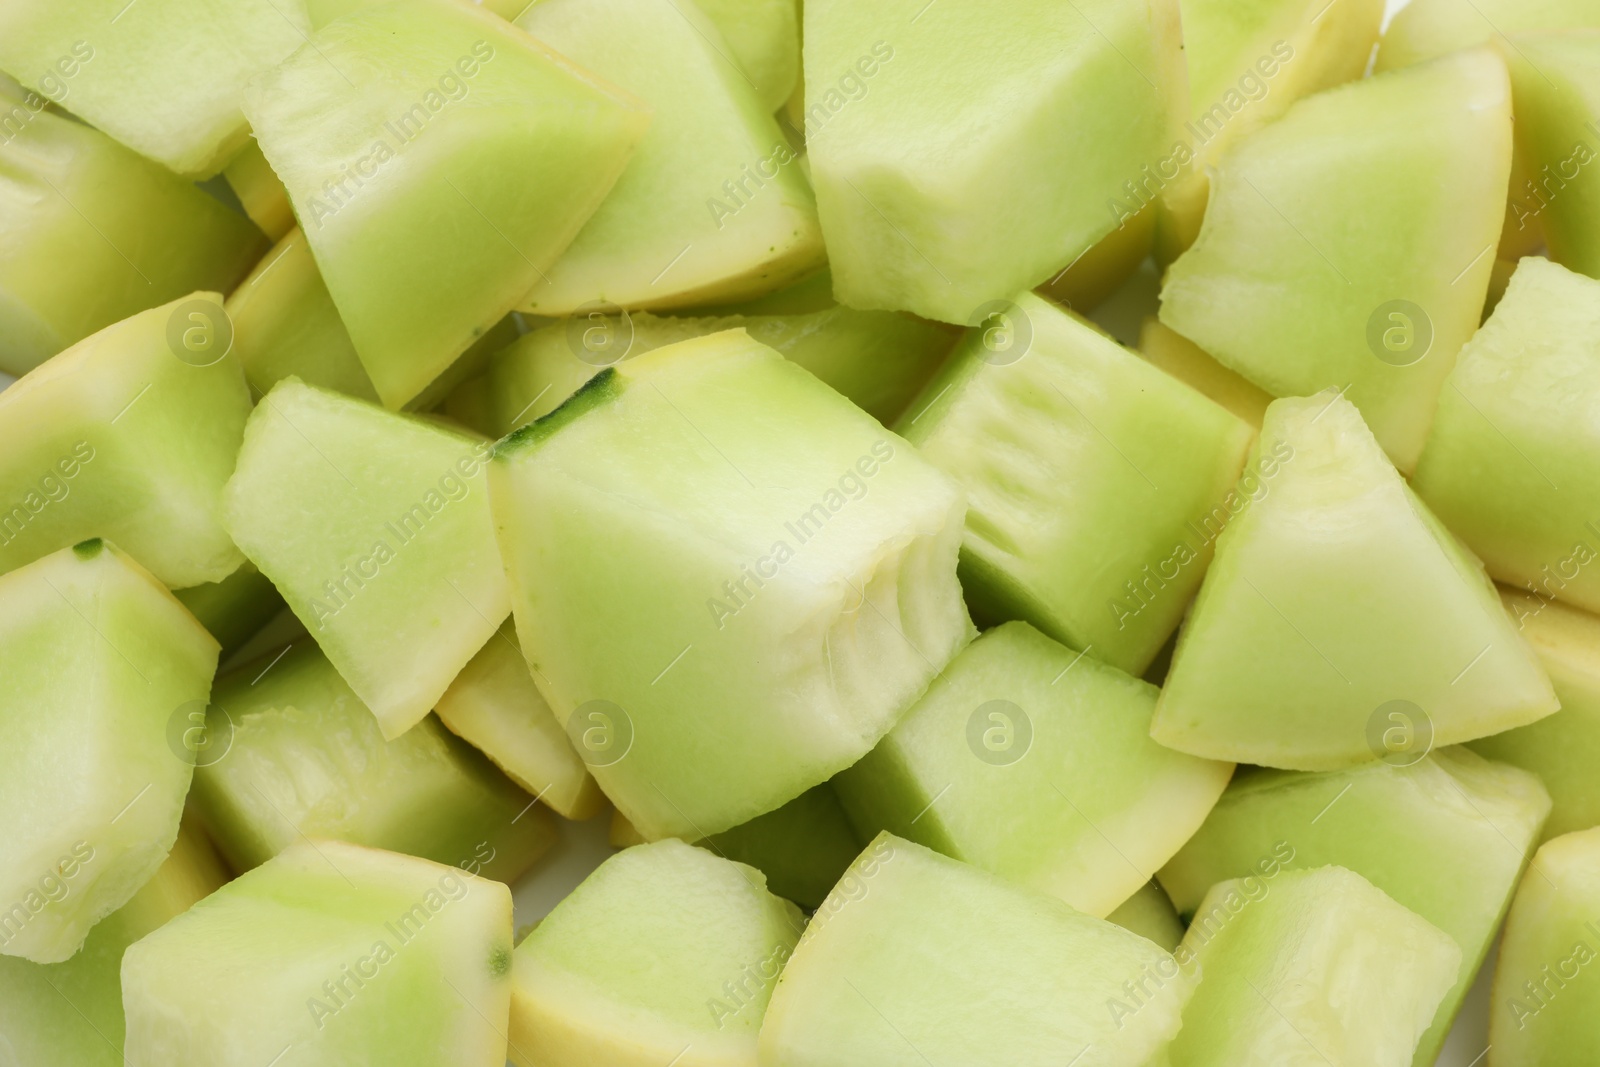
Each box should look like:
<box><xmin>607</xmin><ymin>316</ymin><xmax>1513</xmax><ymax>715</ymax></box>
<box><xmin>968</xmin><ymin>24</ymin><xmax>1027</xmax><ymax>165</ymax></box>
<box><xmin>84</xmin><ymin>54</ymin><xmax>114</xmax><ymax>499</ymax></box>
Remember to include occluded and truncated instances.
<box><xmin>435</xmin><ymin>619</ymin><xmax>605</xmax><ymax>821</ymax></box>
<box><xmin>509</xmin><ymin>839</ymin><xmax>803</xmax><ymax>1067</ymax></box>
<box><xmin>1375</xmin><ymin>0</ymin><xmax>1600</xmax><ymax>72</ymax></box>
<box><xmin>514</xmin><ymin>0</ymin><xmax>823</xmax><ymax>315</ymax></box>
<box><xmin>704</xmin><ymin>783</ymin><xmax>862</xmax><ymax>910</ymax></box>
<box><xmin>1159</xmin><ymin>48</ymin><xmax>1513</xmax><ymax>471</ymax></box>
<box><xmin>897</xmin><ymin>292</ymin><xmax>1254</xmax><ymax>675</ymax></box>
<box><xmin>191</xmin><ymin>639</ymin><xmax>556</xmax><ymax>880</ymax></box>
<box><xmin>122</xmin><ymin>839</ymin><xmax>515</xmax><ymax>1066</ymax></box>
<box><xmin>0</xmin><ymin>292</ymin><xmax>251</xmax><ymax>589</ymax></box>
<box><xmin>1168</xmin><ymin>866</ymin><xmax>1459</xmax><ymax>1067</ymax></box>
<box><xmin>1489</xmin><ymin>825</ymin><xmax>1600</xmax><ymax>1065</ymax></box>
<box><xmin>1152</xmin><ymin>393</ymin><xmax>1557</xmax><ymax>769</ymax></box>
<box><xmin>836</xmin><ymin>621</ymin><xmax>1233</xmax><ymax>917</ymax></box>
<box><xmin>694</xmin><ymin>0</ymin><xmax>800</xmax><ymax>111</ymax></box>
<box><xmin>488</xmin><ymin>329</ymin><xmax>971</xmax><ymax>839</ymax></box>
<box><xmin>1138</xmin><ymin>317</ymin><xmax>1271</xmax><ymax>427</ymax></box>
<box><xmin>174</xmin><ymin>561</ymin><xmax>287</xmax><ymax>656</ymax></box>
<box><xmin>0</xmin><ymin>540</ymin><xmax>218</xmax><ymax>963</ymax></box>
<box><xmin>242</xmin><ymin>0</ymin><xmax>650</xmax><ymax>408</ymax></box>
<box><xmin>0</xmin><ymin>106</ymin><xmax>267</xmax><ymax>377</ymax></box>
<box><xmin>223</xmin><ymin>379</ymin><xmax>510</xmax><ymax>738</ymax></box>
<box><xmin>1108</xmin><ymin>880</ymin><xmax>1186</xmax><ymax>953</ymax></box>
<box><xmin>803</xmin><ymin>0</ymin><xmax>1184</xmax><ymax>323</ymax></box>
<box><xmin>1159</xmin><ymin>748</ymin><xmax>1552</xmax><ymax>1067</ymax></box>
<box><xmin>759</xmin><ymin>833</ymin><xmax>1191</xmax><ymax>1066</ymax></box>
<box><xmin>222</xmin><ymin>139</ymin><xmax>295</xmax><ymax>241</ymax></box>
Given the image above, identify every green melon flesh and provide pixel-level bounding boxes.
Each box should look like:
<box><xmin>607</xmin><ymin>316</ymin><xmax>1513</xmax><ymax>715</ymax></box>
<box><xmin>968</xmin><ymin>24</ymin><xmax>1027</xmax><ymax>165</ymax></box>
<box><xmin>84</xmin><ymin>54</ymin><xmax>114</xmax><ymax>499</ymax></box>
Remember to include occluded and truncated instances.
<box><xmin>122</xmin><ymin>839</ymin><xmax>514</xmax><ymax>1066</ymax></box>
<box><xmin>1490</xmin><ymin>825</ymin><xmax>1600</xmax><ymax>1066</ymax></box>
<box><xmin>0</xmin><ymin>105</ymin><xmax>267</xmax><ymax>376</ymax></box>
<box><xmin>515</xmin><ymin>0</ymin><xmax>823</xmax><ymax>315</ymax></box>
<box><xmin>223</xmin><ymin>380</ymin><xmax>511</xmax><ymax>739</ymax></box>
<box><xmin>1159</xmin><ymin>48</ymin><xmax>1512</xmax><ymax>471</ymax></box>
<box><xmin>435</xmin><ymin>619</ymin><xmax>605</xmax><ymax>821</ymax></box>
<box><xmin>803</xmin><ymin>0</ymin><xmax>1183</xmax><ymax>323</ymax></box>
<box><xmin>1158</xmin><ymin>748</ymin><xmax>1551</xmax><ymax>1067</ymax></box>
<box><xmin>306</xmin><ymin>0</ymin><xmax>532</xmax><ymax>26</ymax></box>
<box><xmin>190</xmin><ymin>639</ymin><xmax>556</xmax><ymax>881</ymax></box>
<box><xmin>0</xmin><ymin>0</ymin><xmax>308</xmax><ymax>177</ymax></box>
<box><xmin>1375</xmin><ymin>0</ymin><xmax>1600</xmax><ymax>72</ymax></box>
<box><xmin>0</xmin><ymin>541</ymin><xmax>218</xmax><ymax>964</ymax></box>
<box><xmin>836</xmin><ymin>621</ymin><xmax>1233</xmax><ymax>917</ymax></box>
<box><xmin>693</xmin><ymin>0</ymin><xmax>799</xmax><ymax>112</ymax></box>
<box><xmin>897</xmin><ymin>291</ymin><xmax>1254</xmax><ymax>674</ymax></box>
<box><xmin>509</xmin><ymin>839</ymin><xmax>803</xmax><ymax>1067</ymax></box>
<box><xmin>1107</xmin><ymin>881</ymin><xmax>1186</xmax><ymax>953</ymax></box>
<box><xmin>174</xmin><ymin>561</ymin><xmax>287</xmax><ymax>657</ymax></box>
<box><xmin>1138</xmin><ymin>317</ymin><xmax>1271</xmax><ymax>427</ymax></box>
<box><xmin>1038</xmin><ymin>201</ymin><xmax>1157</xmax><ymax>313</ymax></box>
<box><xmin>223</xmin><ymin>139</ymin><xmax>295</xmax><ymax>241</ymax></box>
<box><xmin>1153</xmin><ymin>393</ymin><xmax>1557</xmax><ymax>769</ymax></box>
<box><xmin>759</xmin><ymin>833</ymin><xmax>1191</xmax><ymax>1066</ymax></box>
<box><xmin>0</xmin><ymin>293</ymin><xmax>253</xmax><ymax>589</ymax></box>
<box><xmin>0</xmin><ymin>816</ymin><xmax>228</xmax><ymax>1067</ymax></box>
<box><xmin>489</xmin><ymin>330</ymin><xmax>971</xmax><ymax>839</ymax></box>
<box><xmin>242</xmin><ymin>0</ymin><xmax>650</xmax><ymax>408</ymax></box>
<box><xmin>704</xmin><ymin>784</ymin><xmax>862</xmax><ymax>911</ymax></box>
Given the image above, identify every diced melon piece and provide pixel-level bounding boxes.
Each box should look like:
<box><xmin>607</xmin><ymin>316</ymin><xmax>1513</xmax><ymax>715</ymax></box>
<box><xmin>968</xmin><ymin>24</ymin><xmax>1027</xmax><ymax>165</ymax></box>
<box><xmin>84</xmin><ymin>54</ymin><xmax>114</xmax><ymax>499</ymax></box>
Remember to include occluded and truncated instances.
<box><xmin>1168</xmin><ymin>866</ymin><xmax>1459</xmax><ymax>1067</ymax></box>
<box><xmin>436</xmin><ymin>619</ymin><xmax>605</xmax><ymax>821</ymax></box>
<box><xmin>1375</xmin><ymin>0</ymin><xmax>1600</xmax><ymax>72</ymax></box>
<box><xmin>0</xmin><ymin>293</ymin><xmax>251</xmax><ymax>589</ymax></box>
<box><xmin>1153</xmin><ymin>393</ymin><xmax>1557</xmax><ymax>769</ymax></box>
<box><xmin>306</xmin><ymin>0</ymin><xmax>531</xmax><ymax>25</ymax></box>
<box><xmin>509</xmin><ymin>840</ymin><xmax>803</xmax><ymax>1067</ymax></box>
<box><xmin>1108</xmin><ymin>880</ymin><xmax>1186</xmax><ymax>953</ymax></box>
<box><xmin>174</xmin><ymin>561</ymin><xmax>286</xmax><ymax>656</ymax></box>
<box><xmin>222</xmin><ymin>139</ymin><xmax>295</xmax><ymax>241</ymax></box>
<box><xmin>0</xmin><ymin>105</ymin><xmax>266</xmax><ymax>377</ymax></box>
<box><xmin>489</xmin><ymin>330</ymin><xmax>971</xmax><ymax>838</ymax></box>
<box><xmin>1138</xmin><ymin>317</ymin><xmax>1271</xmax><ymax>426</ymax></box>
<box><xmin>0</xmin><ymin>541</ymin><xmax>218</xmax><ymax>963</ymax></box>
<box><xmin>223</xmin><ymin>380</ymin><xmax>510</xmax><ymax>738</ymax></box>
<box><xmin>1159</xmin><ymin>49</ymin><xmax>1513</xmax><ymax>471</ymax></box>
<box><xmin>803</xmin><ymin>0</ymin><xmax>1183</xmax><ymax>323</ymax></box>
<box><xmin>1037</xmin><ymin>202</ymin><xmax>1156</xmax><ymax>313</ymax></box>
<box><xmin>837</xmin><ymin>621</ymin><xmax>1232</xmax><ymax>916</ymax></box>
<box><xmin>694</xmin><ymin>0</ymin><xmax>800</xmax><ymax>111</ymax></box>
<box><xmin>1159</xmin><ymin>748</ymin><xmax>1551</xmax><ymax>1067</ymax></box>
<box><xmin>242</xmin><ymin>0</ymin><xmax>649</xmax><ymax>408</ymax></box>
<box><xmin>123</xmin><ymin>840</ymin><xmax>514</xmax><ymax>1066</ymax></box>
<box><xmin>0</xmin><ymin>816</ymin><xmax>228</xmax><ymax>1067</ymax></box>
<box><xmin>704</xmin><ymin>784</ymin><xmax>861</xmax><ymax>910</ymax></box>
<box><xmin>1490</xmin><ymin>826</ymin><xmax>1600</xmax><ymax>1065</ymax></box>
<box><xmin>760</xmin><ymin>833</ymin><xmax>1191</xmax><ymax>1066</ymax></box>
<box><xmin>1413</xmin><ymin>258</ymin><xmax>1600</xmax><ymax>613</ymax></box>
<box><xmin>190</xmin><ymin>639</ymin><xmax>555</xmax><ymax>880</ymax></box>
<box><xmin>0</xmin><ymin>1</ymin><xmax>309</xmax><ymax>176</ymax></box>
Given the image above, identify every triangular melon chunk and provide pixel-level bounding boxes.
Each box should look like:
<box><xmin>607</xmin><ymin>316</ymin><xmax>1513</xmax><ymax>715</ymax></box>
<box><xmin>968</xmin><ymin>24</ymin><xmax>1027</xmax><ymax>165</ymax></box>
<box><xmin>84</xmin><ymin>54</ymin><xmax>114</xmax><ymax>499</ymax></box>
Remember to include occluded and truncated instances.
<box><xmin>694</xmin><ymin>0</ymin><xmax>799</xmax><ymax>112</ymax></box>
<box><xmin>1375</xmin><ymin>0</ymin><xmax>1600</xmax><ymax>72</ymax></box>
<box><xmin>1159</xmin><ymin>48</ymin><xmax>1513</xmax><ymax>471</ymax></box>
<box><xmin>1152</xmin><ymin>392</ymin><xmax>1557</xmax><ymax>770</ymax></box>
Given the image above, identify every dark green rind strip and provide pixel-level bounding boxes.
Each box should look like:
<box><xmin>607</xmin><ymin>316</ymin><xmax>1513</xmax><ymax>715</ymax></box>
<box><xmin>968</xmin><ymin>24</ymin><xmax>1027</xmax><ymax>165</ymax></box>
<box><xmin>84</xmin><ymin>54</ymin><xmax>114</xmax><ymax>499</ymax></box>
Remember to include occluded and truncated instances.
<box><xmin>493</xmin><ymin>366</ymin><xmax>620</xmax><ymax>460</ymax></box>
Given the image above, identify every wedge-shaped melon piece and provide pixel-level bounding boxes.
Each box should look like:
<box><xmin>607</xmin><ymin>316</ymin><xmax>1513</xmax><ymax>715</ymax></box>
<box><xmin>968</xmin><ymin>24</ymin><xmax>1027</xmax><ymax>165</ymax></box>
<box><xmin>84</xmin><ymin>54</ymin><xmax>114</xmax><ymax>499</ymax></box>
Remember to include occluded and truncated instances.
<box><xmin>0</xmin><ymin>1</ymin><xmax>308</xmax><ymax>177</ymax></box>
<box><xmin>705</xmin><ymin>784</ymin><xmax>861</xmax><ymax>910</ymax></box>
<box><xmin>0</xmin><ymin>541</ymin><xmax>218</xmax><ymax>963</ymax></box>
<box><xmin>489</xmin><ymin>330</ymin><xmax>971</xmax><ymax>839</ymax></box>
<box><xmin>1490</xmin><ymin>826</ymin><xmax>1600</xmax><ymax>1065</ymax></box>
<box><xmin>1108</xmin><ymin>880</ymin><xmax>1186</xmax><ymax>953</ymax></box>
<box><xmin>1138</xmin><ymin>317</ymin><xmax>1271</xmax><ymax>427</ymax></box>
<box><xmin>804</xmin><ymin>0</ymin><xmax>1183</xmax><ymax>323</ymax></box>
<box><xmin>243</xmin><ymin>1</ymin><xmax>649</xmax><ymax>409</ymax></box>
<box><xmin>1501</xmin><ymin>39</ymin><xmax>1600</xmax><ymax>276</ymax></box>
<box><xmin>435</xmin><ymin>619</ymin><xmax>605</xmax><ymax>821</ymax></box>
<box><xmin>837</xmin><ymin>621</ymin><xmax>1233</xmax><ymax>916</ymax></box>
<box><xmin>509</xmin><ymin>840</ymin><xmax>803</xmax><ymax>1067</ymax></box>
<box><xmin>223</xmin><ymin>380</ymin><xmax>510</xmax><ymax>738</ymax></box>
<box><xmin>695</xmin><ymin>0</ymin><xmax>799</xmax><ymax>112</ymax></box>
<box><xmin>1159</xmin><ymin>748</ymin><xmax>1551</xmax><ymax>1067</ymax></box>
<box><xmin>760</xmin><ymin>833</ymin><xmax>1191</xmax><ymax>1066</ymax></box>
<box><xmin>1153</xmin><ymin>393</ymin><xmax>1557</xmax><ymax>769</ymax></box>
<box><xmin>222</xmin><ymin>139</ymin><xmax>294</xmax><ymax>241</ymax></box>
<box><xmin>898</xmin><ymin>292</ymin><xmax>1253</xmax><ymax>674</ymax></box>
<box><xmin>1413</xmin><ymin>258</ymin><xmax>1600</xmax><ymax>611</ymax></box>
<box><xmin>1375</xmin><ymin>0</ymin><xmax>1600</xmax><ymax>72</ymax></box>
<box><xmin>1168</xmin><ymin>866</ymin><xmax>1459</xmax><ymax>1067</ymax></box>
<box><xmin>1159</xmin><ymin>49</ymin><xmax>1513</xmax><ymax>471</ymax></box>
<box><xmin>0</xmin><ymin>107</ymin><xmax>267</xmax><ymax>376</ymax></box>
<box><xmin>191</xmin><ymin>639</ymin><xmax>555</xmax><ymax>880</ymax></box>
<box><xmin>123</xmin><ymin>839</ymin><xmax>513</xmax><ymax>1066</ymax></box>
<box><xmin>0</xmin><ymin>816</ymin><xmax>228</xmax><ymax>1067</ymax></box>
<box><xmin>174</xmin><ymin>561</ymin><xmax>286</xmax><ymax>657</ymax></box>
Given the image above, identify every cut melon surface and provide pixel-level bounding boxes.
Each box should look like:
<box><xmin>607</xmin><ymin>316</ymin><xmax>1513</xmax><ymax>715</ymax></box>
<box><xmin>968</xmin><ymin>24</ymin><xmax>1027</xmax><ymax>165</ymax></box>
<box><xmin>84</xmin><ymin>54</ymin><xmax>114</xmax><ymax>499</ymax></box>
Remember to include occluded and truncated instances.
<box><xmin>509</xmin><ymin>840</ymin><xmax>803</xmax><ymax>1067</ymax></box>
<box><xmin>1159</xmin><ymin>748</ymin><xmax>1552</xmax><ymax>1067</ymax></box>
<box><xmin>1159</xmin><ymin>48</ymin><xmax>1513</xmax><ymax>471</ymax></box>
<box><xmin>489</xmin><ymin>330</ymin><xmax>972</xmax><ymax>839</ymax></box>
<box><xmin>1375</xmin><ymin>0</ymin><xmax>1600</xmax><ymax>72</ymax></box>
<box><xmin>1037</xmin><ymin>201</ymin><xmax>1156</xmax><ymax>313</ymax></box>
<box><xmin>704</xmin><ymin>783</ymin><xmax>861</xmax><ymax>910</ymax></box>
<box><xmin>174</xmin><ymin>561</ymin><xmax>287</xmax><ymax>657</ymax></box>
<box><xmin>0</xmin><ymin>541</ymin><xmax>218</xmax><ymax>964</ymax></box>
<box><xmin>0</xmin><ymin>106</ymin><xmax>267</xmax><ymax>376</ymax></box>
<box><xmin>222</xmin><ymin>139</ymin><xmax>295</xmax><ymax>241</ymax></box>
<box><xmin>836</xmin><ymin>621</ymin><xmax>1234</xmax><ymax>917</ymax></box>
<box><xmin>223</xmin><ymin>380</ymin><xmax>511</xmax><ymax>739</ymax></box>
<box><xmin>693</xmin><ymin>0</ymin><xmax>800</xmax><ymax>111</ymax></box>
<box><xmin>1168</xmin><ymin>866</ymin><xmax>1460</xmax><ymax>1067</ymax></box>
<box><xmin>122</xmin><ymin>839</ymin><xmax>515</xmax><ymax>1066</ymax></box>
<box><xmin>1153</xmin><ymin>393</ymin><xmax>1557</xmax><ymax>770</ymax></box>
<box><xmin>1137</xmin><ymin>317</ymin><xmax>1271</xmax><ymax>427</ymax></box>
<box><xmin>242</xmin><ymin>0</ymin><xmax>650</xmax><ymax>407</ymax></box>
<box><xmin>759</xmin><ymin>833</ymin><xmax>1191</xmax><ymax>1067</ymax></box>
<box><xmin>190</xmin><ymin>639</ymin><xmax>555</xmax><ymax>881</ymax></box>
<box><xmin>897</xmin><ymin>291</ymin><xmax>1254</xmax><ymax>674</ymax></box>
<box><xmin>1107</xmin><ymin>880</ymin><xmax>1186</xmax><ymax>953</ymax></box>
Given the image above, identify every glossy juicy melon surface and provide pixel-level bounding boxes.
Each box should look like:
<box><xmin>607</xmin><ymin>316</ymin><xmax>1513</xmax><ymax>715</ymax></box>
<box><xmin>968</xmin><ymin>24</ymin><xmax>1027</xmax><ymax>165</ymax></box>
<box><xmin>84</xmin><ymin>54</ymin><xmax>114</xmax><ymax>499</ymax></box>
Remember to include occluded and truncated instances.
<box><xmin>1375</xmin><ymin>0</ymin><xmax>1600</xmax><ymax>72</ymax></box>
